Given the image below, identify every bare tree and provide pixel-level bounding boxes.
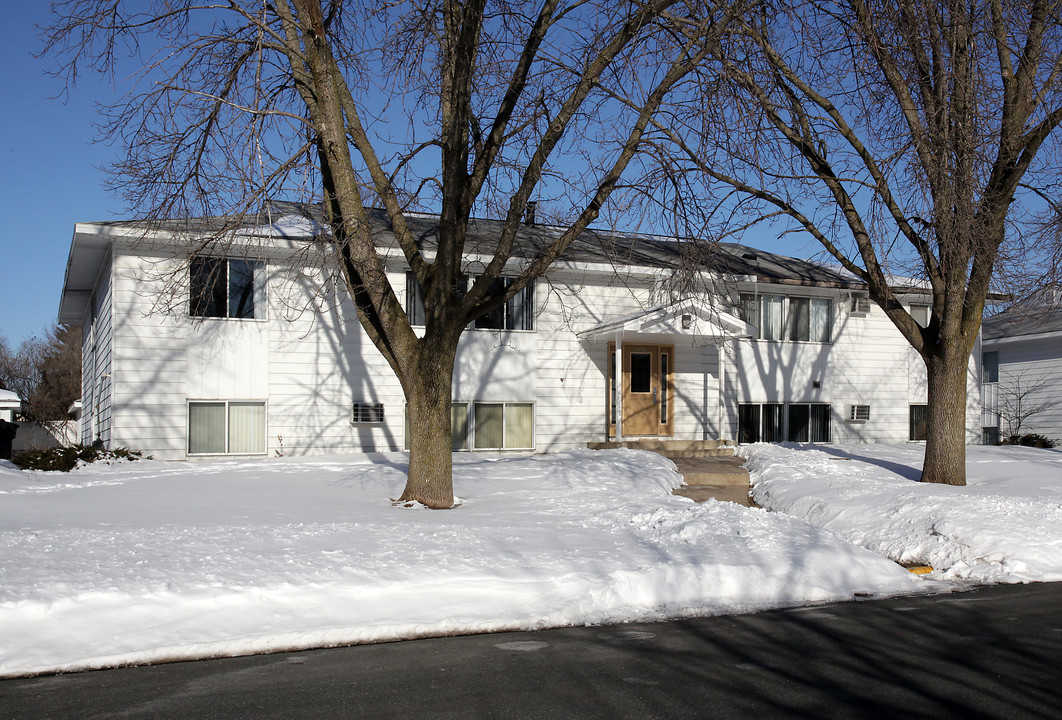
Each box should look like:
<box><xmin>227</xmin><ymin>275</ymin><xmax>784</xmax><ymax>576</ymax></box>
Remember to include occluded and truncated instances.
<box><xmin>996</xmin><ymin>366</ymin><xmax>1060</xmax><ymax>439</ymax></box>
<box><xmin>651</xmin><ymin>0</ymin><xmax>1062</xmax><ymax>484</ymax></box>
<box><xmin>44</xmin><ymin>1</ymin><xmax>740</xmax><ymax>507</ymax></box>
<box><xmin>0</xmin><ymin>325</ymin><xmax>82</xmax><ymax>426</ymax></box>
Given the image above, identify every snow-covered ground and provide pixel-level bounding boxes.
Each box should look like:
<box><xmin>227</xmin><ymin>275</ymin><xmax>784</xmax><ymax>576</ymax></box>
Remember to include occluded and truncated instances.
<box><xmin>745</xmin><ymin>443</ymin><xmax>1062</xmax><ymax>583</ymax></box>
<box><xmin>0</xmin><ymin>448</ymin><xmax>925</xmax><ymax>677</ymax></box>
<box><xmin>2</xmin><ymin>443</ymin><xmax>1059</xmax><ymax>678</ymax></box>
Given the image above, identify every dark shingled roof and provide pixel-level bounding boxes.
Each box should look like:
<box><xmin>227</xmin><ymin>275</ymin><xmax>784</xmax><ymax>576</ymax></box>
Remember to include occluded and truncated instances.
<box><xmin>84</xmin><ymin>202</ymin><xmax>862</xmax><ymax>288</ymax></box>
<box><xmin>983</xmin><ymin>303</ymin><xmax>1062</xmax><ymax>340</ymax></box>
<box><xmin>263</xmin><ymin>203</ymin><xmax>862</xmax><ymax>288</ymax></box>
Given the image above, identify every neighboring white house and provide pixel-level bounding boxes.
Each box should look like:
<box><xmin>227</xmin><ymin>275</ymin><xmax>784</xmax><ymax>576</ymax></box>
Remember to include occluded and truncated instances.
<box><xmin>0</xmin><ymin>390</ymin><xmax>20</xmax><ymax>423</ymax></box>
<box><xmin>57</xmin><ymin>206</ymin><xmax>983</xmax><ymax>460</ymax></box>
<box><xmin>981</xmin><ymin>293</ymin><xmax>1062</xmax><ymax>444</ymax></box>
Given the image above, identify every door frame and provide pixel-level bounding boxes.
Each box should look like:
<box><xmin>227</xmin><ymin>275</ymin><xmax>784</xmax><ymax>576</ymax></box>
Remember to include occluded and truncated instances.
<box><xmin>607</xmin><ymin>342</ymin><xmax>674</xmax><ymax>438</ymax></box>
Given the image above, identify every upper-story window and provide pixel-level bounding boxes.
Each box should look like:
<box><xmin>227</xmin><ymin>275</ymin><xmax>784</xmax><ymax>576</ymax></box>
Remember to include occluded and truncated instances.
<box><xmin>740</xmin><ymin>294</ymin><xmax>831</xmax><ymax>342</ymax></box>
<box><xmin>982</xmin><ymin>351</ymin><xmax>999</xmax><ymax>384</ymax></box>
<box><xmin>473</xmin><ymin>277</ymin><xmax>534</xmax><ymax>330</ymax></box>
<box><xmin>190</xmin><ymin>258</ymin><xmax>265</xmax><ymax>319</ymax></box>
<box><xmin>910</xmin><ymin>304</ymin><xmax>931</xmax><ymax>328</ymax></box>
<box><xmin>405</xmin><ymin>273</ymin><xmax>534</xmax><ymax>331</ymax></box>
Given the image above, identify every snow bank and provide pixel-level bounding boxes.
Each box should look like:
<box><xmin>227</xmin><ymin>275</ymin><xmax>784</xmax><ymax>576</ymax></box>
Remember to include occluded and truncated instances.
<box><xmin>0</xmin><ymin>449</ymin><xmax>921</xmax><ymax>677</ymax></box>
<box><xmin>745</xmin><ymin>443</ymin><xmax>1062</xmax><ymax>583</ymax></box>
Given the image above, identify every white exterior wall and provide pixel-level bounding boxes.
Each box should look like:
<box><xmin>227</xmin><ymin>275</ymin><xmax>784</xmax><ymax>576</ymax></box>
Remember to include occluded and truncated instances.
<box><xmin>534</xmin><ymin>270</ymin><xmax>723</xmax><ymax>449</ymax></box>
<box><xmin>110</xmin><ymin>253</ymin><xmax>191</xmax><ymax>458</ymax></box>
<box><xmin>724</xmin><ymin>291</ymin><xmax>981</xmax><ymax>443</ymax></box>
<box><xmin>536</xmin><ymin>272</ymin><xmax>649</xmax><ymax>449</ymax></box>
<box><xmin>94</xmin><ymin>241</ymin><xmax>980</xmax><ymax>458</ymax></box>
<box><xmin>986</xmin><ymin>335</ymin><xmax>1062</xmax><ymax>442</ymax></box>
<box><xmin>267</xmin><ymin>267</ymin><xmax>404</xmax><ymax>456</ymax></box>
<box><xmin>80</xmin><ymin>252</ymin><xmax>115</xmax><ymax>446</ymax></box>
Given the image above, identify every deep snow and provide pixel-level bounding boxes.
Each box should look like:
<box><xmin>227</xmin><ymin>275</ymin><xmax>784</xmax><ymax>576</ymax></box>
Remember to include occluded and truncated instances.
<box><xmin>2</xmin><ymin>443</ymin><xmax>1059</xmax><ymax>677</ymax></box>
<box><xmin>745</xmin><ymin>443</ymin><xmax>1062</xmax><ymax>583</ymax></box>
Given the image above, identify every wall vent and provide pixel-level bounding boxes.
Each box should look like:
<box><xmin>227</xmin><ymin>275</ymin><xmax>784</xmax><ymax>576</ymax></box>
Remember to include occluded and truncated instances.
<box><xmin>848</xmin><ymin>404</ymin><xmax>871</xmax><ymax>422</ymax></box>
<box><xmin>352</xmin><ymin>402</ymin><xmax>385</xmax><ymax>424</ymax></box>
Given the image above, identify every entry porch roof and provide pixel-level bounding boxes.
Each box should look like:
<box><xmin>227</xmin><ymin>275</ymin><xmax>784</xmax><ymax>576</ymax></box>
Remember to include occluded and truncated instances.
<box><xmin>577</xmin><ymin>298</ymin><xmax>755</xmax><ymax>345</ymax></box>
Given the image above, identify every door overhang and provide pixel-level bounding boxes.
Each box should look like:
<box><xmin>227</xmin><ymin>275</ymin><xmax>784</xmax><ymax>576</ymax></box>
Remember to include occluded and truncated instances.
<box><xmin>577</xmin><ymin>298</ymin><xmax>754</xmax><ymax>345</ymax></box>
<box><xmin>582</xmin><ymin>300</ymin><xmax>753</xmax><ymax>442</ymax></box>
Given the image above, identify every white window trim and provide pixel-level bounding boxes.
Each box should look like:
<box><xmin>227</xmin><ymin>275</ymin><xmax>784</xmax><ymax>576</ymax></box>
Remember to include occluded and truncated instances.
<box><xmin>187</xmin><ymin>399</ymin><xmax>268</xmax><ymax>456</ymax></box>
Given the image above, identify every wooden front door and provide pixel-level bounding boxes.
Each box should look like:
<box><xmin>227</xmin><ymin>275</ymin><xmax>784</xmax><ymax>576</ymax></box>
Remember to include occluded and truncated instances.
<box><xmin>622</xmin><ymin>345</ymin><xmax>659</xmax><ymax>435</ymax></box>
<box><xmin>608</xmin><ymin>343</ymin><xmax>673</xmax><ymax>437</ymax></box>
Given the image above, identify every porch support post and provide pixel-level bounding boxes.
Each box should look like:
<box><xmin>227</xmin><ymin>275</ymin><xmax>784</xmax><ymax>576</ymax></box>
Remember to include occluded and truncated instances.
<box><xmin>717</xmin><ymin>339</ymin><xmax>727</xmax><ymax>442</ymax></box>
<box><xmin>615</xmin><ymin>330</ymin><xmax>623</xmax><ymax>442</ymax></box>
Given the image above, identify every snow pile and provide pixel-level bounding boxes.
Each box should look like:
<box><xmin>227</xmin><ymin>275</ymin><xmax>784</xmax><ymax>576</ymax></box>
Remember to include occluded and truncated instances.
<box><xmin>745</xmin><ymin>443</ymin><xmax>1062</xmax><ymax>583</ymax></box>
<box><xmin>0</xmin><ymin>449</ymin><xmax>921</xmax><ymax>677</ymax></box>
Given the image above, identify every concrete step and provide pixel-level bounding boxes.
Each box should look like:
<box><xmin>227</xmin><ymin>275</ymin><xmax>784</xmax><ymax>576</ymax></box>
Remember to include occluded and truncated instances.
<box><xmin>657</xmin><ymin>447</ymin><xmax>736</xmax><ymax>459</ymax></box>
<box><xmin>587</xmin><ymin>440</ymin><xmax>735</xmax><ymax>458</ymax></box>
<box><xmin>586</xmin><ymin>438</ymin><xmax>752</xmax><ymax>505</ymax></box>
<box><xmin>679</xmin><ymin>470</ymin><xmax>750</xmax><ymax>487</ymax></box>
<box><xmin>673</xmin><ymin>484</ymin><xmax>755</xmax><ymax>507</ymax></box>
<box><xmin>671</xmin><ymin>457</ymin><xmax>750</xmax><ymax>487</ymax></box>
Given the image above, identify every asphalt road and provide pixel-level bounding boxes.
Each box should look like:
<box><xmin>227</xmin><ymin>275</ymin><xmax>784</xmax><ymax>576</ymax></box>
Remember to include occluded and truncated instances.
<box><xmin>3</xmin><ymin>582</ymin><xmax>1062</xmax><ymax>719</ymax></box>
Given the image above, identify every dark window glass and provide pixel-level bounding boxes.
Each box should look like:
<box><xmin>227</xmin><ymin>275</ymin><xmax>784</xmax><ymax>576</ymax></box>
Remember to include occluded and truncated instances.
<box><xmin>630</xmin><ymin>353</ymin><xmax>652</xmax><ymax>393</ymax></box>
<box><xmin>190</xmin><ymin>257</ymin><xmax>226</xmax><ymax>317</ymax></box>
<box><xmin>660</xmin><ymin>354</ymin><xmax>669</xmax><ymax>424</ymax></box>
<box><xmin>191</xmin><ymin>258</ymin><xmax>261</xmax><ymax>319</ymax></box>
<box><xmin>762</xmin><ymin>403</ymin><xmax>785</xmax><ymax>442</ymax></box>
<box><xmin>470</xmin><ymin>277</ymin><xmax>534</xmax><ymax>330</ymax></box>
<box><xmin>910</xmin><ymin>405</ymin><xmax>928</xmax><ymax>441</ymax></box>
<box><xmin>609</xmin><ymin>351</ymin><xmax>617</xmax><ymax>424</ymax></box>
<box><xmin>406</xmin><ymin>273</ymin><xmax>425</xmax><ymax>326</ymax></box>
<box><xmin>982</xmin><ymin>351</ymin><xmax>999</xmax><ymax>384</ymax></box>
<box><xmin>475</xmin><ymin>277</ymin><xmax>508</xmax><ymax>329</ymax></box>
<box><xmin>510</xmin><ymin>280</ymin><xmax>534</xmax><ymax>330</ymax></box>
<box><xmin>738</xmin><ymin>404</ymin><xmax>760</xmax><ymax>443</ymax></box>
<box><xmin>788</xmin><ymin>404</ymin><xmax>810</xmax><ymax>442</ymax></box>
<box><xmin>809</xmin><ymin>404</ymin><xmax>831</xmax><ymax>442</ymax></box>
<box><xmin>228</xmin><ymin>260</ymin><xmax>257</xmax><ymax>319</ymax></box>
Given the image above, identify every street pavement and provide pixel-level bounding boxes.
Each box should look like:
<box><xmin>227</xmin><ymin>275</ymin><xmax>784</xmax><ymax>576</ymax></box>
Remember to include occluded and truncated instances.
<box><xmin>3</xmin><ymin>582</ymin><xmax>1062</xmax><ymax>719</ymax></box>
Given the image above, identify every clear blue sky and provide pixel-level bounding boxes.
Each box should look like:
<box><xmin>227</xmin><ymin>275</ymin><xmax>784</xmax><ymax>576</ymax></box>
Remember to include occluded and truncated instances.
<box><xmin>0</xmin><ymin>6</ymin><xmax>121</xmax><ymax>347</ymax></box>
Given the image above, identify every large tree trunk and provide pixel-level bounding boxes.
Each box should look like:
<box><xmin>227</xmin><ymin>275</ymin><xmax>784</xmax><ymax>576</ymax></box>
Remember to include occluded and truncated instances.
<box><xmin>921</xmin><ymin>352</ymin><xmax>970</xmax><ymax>486</ymax></box>
<box><xmin>397</xmin><ymin>338</ymin><xmax>460</xmax><ymax>508</ymax></box>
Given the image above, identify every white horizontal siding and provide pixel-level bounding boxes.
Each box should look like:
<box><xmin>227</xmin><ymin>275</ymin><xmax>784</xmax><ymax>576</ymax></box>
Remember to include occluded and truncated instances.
<box><xmin>99</xmin><ymin>246</ymin><xmax>985</xmax><ymax>458</ymax></box>
<box><xmin>993</xmin><ymin>337</ymin><xmax>1062</xmax><ymax>441</ymax></box>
